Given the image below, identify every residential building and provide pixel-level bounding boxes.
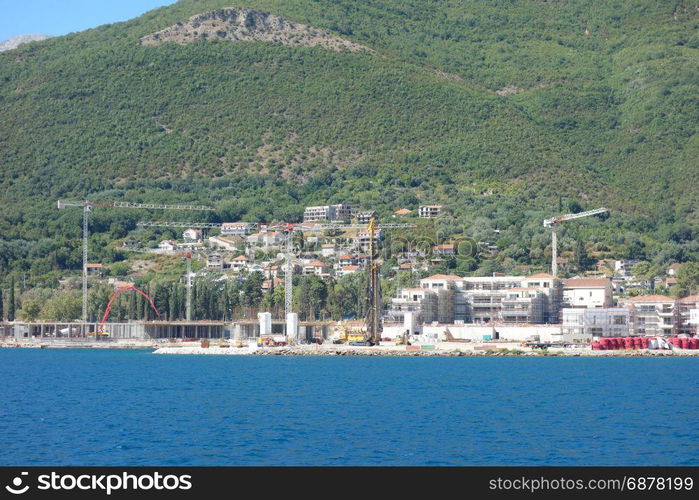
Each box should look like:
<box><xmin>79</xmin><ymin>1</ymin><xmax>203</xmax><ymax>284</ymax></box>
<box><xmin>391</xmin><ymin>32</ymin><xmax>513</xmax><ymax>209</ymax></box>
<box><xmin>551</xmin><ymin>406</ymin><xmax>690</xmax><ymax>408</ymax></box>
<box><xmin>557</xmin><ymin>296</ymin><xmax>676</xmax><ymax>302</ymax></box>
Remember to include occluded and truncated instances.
<box><xmin>86</xmin><ymin>263</ymin><xmax>104</xmax><ymax>276</ymax></box>
<box><xmin>418</xmin><ymin>205</ymin><xmax>442</xmax><ymax>218</ymax></box>
<box><xmin>339</xmin><ymin>265</ymin><xmax>360</xmax><ymax>276</ymax></box>
<box><xmin>433</xmin><ymin>243</ymin><xmax>455</xmax><ymax>256</ymax></box>
<box><xmin>500</xmin><ymin>288</ymin><xmax>546</xmax><ymax>324</ymax></box>
<box><xmin>614</xmin><ymin>259</ymin><xmax>640</xmax><ymax>277</ymax></box>
<box><xmin>623</xmin><ymin>295</ymin><xmax>677</xmax><ymax>336</ymax></box>
<box><xmin>355</xmin><ymin>210</ymin><xmax>377</xmax><ymax>223</ymax></box>
<box><xmin>229</xmin><ymin>255</ymin><xmax>249</xmax><ymax>272</ymax></box>
<box><xmin>667</xmin><ymin>263</ymin><xmax>682</xmax><ymax>276</ymax></box>
<box><xmin>158</xmin><ymin>240</ymin><xmax>178</xmax><ymax>253</ymax></box>
<box><xmin>260</xmin><ymin>231</ymin><xmax>285</xmax><ymax>247</ymax></box>
<box><xmin>353</xmin><ymin>229</ymin><xmax>382</xmax><ymax>252</ymax></box>
<box><xmin>562</xmin><ymin>308</ymin><xmax>630</xmax><ymax>338</ymax></box>
<box><xmin>394</xmin><ymin>208</ymin><xmax>412</xmax><ymax>217</ymax></box>
<box><xmin>221</xmin><ymin>222</ymin><xmax>254</xmax><ymax>236</ymax></box>
<box><xmin>209</xmin><ymin>235</ymin><xmax>242</xmax><ymax>252</ymax></box>
<box><xmin>262</xmin><ymin>278</ymin><xmax>283</xmax><ymax>292</ymax></box>
<box><xmin>562</xmin><ymin>278</ymin><xmax>614</xmax><ymax>309</ymax></box>
<box><xmin>303</xmin><ymin>204</ymin><xmax>352</xmax><ymax>222</ymax></box>
<box><xmin>678</xmin><ymin>296</ymin><xmax>699</xmax><ymax>336</ymax></box>
<box><xmin>388</xmin><ymin>273</ymin><xmax>563</xmax><ymax>326</ymax></box>
<box><xmin>338</xmin><ymin>254</ymin><xmax>358</xmax><ymax>267</ymax></box>
<box><xmin>182</xmin><ymin>228</ymin><xmax>203</xmax><ymax>243</ymax></box>
<box><xmin>206</xmin><ymin>253</ymin><xmax>224</xmax><ymax>270</ymax></box>
<box><xmin>321</xmin><ymin>243</ymin><xmax>337</xmax><ymax>257</ymax></box>
<box><xmin>303</xmin><ymin>260</ymin><xmax>330</xmax><ymax>277</ymax></box>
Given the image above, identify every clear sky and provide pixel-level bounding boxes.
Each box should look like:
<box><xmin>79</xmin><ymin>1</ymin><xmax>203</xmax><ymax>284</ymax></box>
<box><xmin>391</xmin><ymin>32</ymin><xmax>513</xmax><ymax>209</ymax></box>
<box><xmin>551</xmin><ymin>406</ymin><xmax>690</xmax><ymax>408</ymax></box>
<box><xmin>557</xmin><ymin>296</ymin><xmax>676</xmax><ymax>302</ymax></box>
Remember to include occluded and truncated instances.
<box><xmin>0</xmin><ymin>0</ymin><xmax>177</xmax><ymax>42</ymax></box>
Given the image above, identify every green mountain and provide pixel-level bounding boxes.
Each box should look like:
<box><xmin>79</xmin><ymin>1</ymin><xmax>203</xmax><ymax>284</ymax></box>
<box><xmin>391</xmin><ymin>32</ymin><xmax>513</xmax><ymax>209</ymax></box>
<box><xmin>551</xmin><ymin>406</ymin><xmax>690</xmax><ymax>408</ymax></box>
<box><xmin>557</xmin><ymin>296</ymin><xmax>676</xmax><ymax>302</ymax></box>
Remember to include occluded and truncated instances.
<box><xmin>0</xmin><ymin>0</ymin><xmax>697</xmax><ymax>283</ymax></box>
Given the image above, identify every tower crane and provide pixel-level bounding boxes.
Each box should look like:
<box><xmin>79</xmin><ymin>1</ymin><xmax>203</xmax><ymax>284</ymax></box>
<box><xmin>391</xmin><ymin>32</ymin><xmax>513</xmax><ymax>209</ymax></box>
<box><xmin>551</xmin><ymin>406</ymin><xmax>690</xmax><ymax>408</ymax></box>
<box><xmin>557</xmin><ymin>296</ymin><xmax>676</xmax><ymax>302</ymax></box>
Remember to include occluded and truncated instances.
<box><xmin>57</xmin><ymin>200</ymin><xmax>215</xmax><ymax>323</ymax></box>
<box><xmin>543</xmin><ymin>207</ymin><xmax>608</xmax><ymax>276</ymax></box>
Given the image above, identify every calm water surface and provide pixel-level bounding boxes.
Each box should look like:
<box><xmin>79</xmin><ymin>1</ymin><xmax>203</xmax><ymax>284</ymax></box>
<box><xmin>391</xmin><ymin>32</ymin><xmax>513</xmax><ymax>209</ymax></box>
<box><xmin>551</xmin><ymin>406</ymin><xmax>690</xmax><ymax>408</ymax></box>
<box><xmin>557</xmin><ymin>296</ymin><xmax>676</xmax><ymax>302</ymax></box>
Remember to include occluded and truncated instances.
<box><xmin>0</xmin><ymin>349</ymin><xmax>696</xmax><ymax>465</ymax></box>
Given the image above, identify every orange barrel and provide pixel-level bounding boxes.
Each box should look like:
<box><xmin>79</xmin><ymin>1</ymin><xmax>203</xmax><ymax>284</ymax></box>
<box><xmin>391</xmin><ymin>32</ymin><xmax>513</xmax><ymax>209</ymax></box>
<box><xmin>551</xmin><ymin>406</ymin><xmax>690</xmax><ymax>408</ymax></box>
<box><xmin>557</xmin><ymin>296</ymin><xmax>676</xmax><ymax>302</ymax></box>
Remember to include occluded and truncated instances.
<box><xmin>690</xmin><ymin>338</ymin><xmax>699</xmax><ymax>349</ymax></box>
<box><xmin>641</xmin><ymin>337</ymin><xmax>650</xmax><ymax>349</ymax></box>
<box><xmin>633</xmin><ymin>337</ymin><xmax>643</xmax><ymax>349</ymax></box>
<box><xmin>624</xmin><ymin>337</ymin><xmax>634</xmax><ymax>349</ymax></box>
<box><xmin>591</xmin><ymin>340</ymin><xmax>601</xmax><ymax>350</ymax></box>
<box><xmin>680</xmin><ymin>337</ymin><xmax>689</xmax><ymax>349</ymax></box>
<box><xmin>670</xmin><ymin>337</ymin><xmax>681</xmax><ymax>347</ymax></box>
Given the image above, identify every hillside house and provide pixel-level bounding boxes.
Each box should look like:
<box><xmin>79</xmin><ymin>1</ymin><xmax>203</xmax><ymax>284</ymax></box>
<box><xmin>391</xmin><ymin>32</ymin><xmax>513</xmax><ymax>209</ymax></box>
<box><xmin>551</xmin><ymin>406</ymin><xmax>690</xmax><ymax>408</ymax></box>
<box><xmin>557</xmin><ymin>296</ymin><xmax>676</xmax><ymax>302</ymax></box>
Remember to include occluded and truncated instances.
<box><xmin>182</xmin><ymin>228</ymin><xmax>203</xmax><ymax>243</ymax></box>
<box><xmin>419</xmin><ymin>205</ymin><xmax>442</xmax><ymax>218</ymax></box>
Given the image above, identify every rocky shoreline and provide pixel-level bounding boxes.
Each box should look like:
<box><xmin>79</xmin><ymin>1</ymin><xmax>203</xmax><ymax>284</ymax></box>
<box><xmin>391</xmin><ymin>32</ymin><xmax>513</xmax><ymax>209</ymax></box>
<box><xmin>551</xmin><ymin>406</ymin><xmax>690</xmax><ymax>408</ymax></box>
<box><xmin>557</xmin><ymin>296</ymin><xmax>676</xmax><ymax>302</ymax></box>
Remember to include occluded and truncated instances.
<box><xmin>152</xmin><ymin>345</ymin><xmax>699</xmax><ymax>357</ymax></box>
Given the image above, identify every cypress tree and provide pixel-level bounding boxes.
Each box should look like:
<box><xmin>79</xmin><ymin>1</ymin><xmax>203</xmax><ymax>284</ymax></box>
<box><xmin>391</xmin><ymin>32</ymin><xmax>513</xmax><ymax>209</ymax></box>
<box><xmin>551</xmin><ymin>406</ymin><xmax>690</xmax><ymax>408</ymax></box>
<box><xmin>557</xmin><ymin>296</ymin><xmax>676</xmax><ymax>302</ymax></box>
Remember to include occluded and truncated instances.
<box><xmin>8</xmin><ymin>276</ymin><xmax>15</xmax><ymax>322</ymax></box>
<box><xmin>0</xmin><ymin>287</ymin><xmax>4</xmax><ymax>321</ymax></box>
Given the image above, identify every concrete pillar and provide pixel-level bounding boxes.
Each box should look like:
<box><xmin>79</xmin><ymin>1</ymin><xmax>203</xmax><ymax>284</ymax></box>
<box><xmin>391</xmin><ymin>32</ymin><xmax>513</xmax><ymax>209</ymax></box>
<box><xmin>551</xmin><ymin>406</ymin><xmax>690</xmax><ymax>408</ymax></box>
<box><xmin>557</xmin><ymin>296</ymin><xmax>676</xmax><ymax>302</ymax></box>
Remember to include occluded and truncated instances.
<box><xmin>286</xmin><ymin>312</ymin><xmax>299</xmax><ymax>342</ymax></box>
<box><xmin>404</xmin><ymin>311</ymin><xmax>416</xmax><ymax>336</ymax></box>
<box><xmin>259</xmin><ymin>312</ymin><xmax>272</xmax><ymax>337</ymax></box>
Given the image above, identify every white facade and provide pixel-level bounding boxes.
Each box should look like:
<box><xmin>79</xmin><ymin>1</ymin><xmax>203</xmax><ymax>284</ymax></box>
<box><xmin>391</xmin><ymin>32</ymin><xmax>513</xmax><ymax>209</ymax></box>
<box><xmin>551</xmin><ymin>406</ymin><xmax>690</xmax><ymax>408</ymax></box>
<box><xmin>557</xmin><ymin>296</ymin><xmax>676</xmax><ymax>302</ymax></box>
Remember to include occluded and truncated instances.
<box><xmin>562</xmin><ymin>278</ymin><xmax>613</xmax><ymax>309</ymax></box>
<box><xmin>303</xmin><ymin>204</ymin><xmax>352</xmax><ymax>222</ymax></box>
<box><xmin>221</xmin><ymin>222</ymin><xmax>254</xmax><ymax>236</ymax></box>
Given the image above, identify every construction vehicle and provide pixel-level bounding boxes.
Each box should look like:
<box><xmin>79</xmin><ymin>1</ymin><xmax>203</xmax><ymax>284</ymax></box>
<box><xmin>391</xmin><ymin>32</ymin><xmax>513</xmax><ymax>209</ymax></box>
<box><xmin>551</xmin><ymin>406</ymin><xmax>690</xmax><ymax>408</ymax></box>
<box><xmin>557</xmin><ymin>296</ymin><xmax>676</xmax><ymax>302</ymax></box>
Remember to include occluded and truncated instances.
<box><xmin>257</xmin><ymin>335</ymin><xmax>288</xmax><ymax>347</ymax></box>
<box><xmin>395</xmin><ymin>329</ymin><xmax>411</xmax><ymax>345</ymax></box>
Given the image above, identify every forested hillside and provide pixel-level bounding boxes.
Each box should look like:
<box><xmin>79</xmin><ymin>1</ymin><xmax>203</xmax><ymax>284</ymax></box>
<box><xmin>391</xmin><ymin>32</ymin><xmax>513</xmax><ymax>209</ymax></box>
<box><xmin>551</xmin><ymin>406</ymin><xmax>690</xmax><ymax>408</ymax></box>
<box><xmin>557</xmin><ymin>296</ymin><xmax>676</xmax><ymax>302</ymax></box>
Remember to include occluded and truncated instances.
<box><xmin>0</xmin><ymin>0</ymin><xmax>697</xmax><ymax>288</ymax></box>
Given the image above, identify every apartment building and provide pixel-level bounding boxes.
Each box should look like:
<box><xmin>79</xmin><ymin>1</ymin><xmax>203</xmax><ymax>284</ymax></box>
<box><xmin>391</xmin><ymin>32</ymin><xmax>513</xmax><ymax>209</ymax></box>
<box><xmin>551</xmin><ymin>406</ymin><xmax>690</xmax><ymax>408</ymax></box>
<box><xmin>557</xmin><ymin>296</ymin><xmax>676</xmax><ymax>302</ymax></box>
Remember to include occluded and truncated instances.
<box><xmin>353</xmin><ymin>229</ymin><xmax>382</xmax><ymax>252</ymax></box>
<box><xmin>303</xmin><ymin>204</ymin><xmax>353</xmax><ymax>222</ymax></box>
<box><xmin>221</xmin><ymin>222</ymin><xmax>254</xmax><ymax>236</ymax></box>
<box><xmin>623</xmin><ymin>295</ymin><xmax>678</xmax><ymax>336</ymax></box>
<box><xmin>389</xmin><ymin>273</ymin><xmax>562</xmax><ymax>326</ymax></box>
<box><xmin>678</xmin><ymin>295</ymin><xmax>699</xmax><ymax>336</ymax></box>
<box><xmin>562</xmin><ymin>308</ymin><xmax>630</xmax><ymax>338</ymax></box>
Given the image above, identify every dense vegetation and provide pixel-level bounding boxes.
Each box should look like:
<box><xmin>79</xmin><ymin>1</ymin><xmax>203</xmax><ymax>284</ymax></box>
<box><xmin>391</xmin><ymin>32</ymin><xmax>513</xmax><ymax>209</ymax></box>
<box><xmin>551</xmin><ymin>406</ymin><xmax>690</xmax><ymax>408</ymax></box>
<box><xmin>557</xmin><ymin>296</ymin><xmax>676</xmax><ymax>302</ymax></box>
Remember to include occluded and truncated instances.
<box><xmin>0</xmin><ymin>0</ymin><xmax>697</xmax><ymax>319</ymax></box>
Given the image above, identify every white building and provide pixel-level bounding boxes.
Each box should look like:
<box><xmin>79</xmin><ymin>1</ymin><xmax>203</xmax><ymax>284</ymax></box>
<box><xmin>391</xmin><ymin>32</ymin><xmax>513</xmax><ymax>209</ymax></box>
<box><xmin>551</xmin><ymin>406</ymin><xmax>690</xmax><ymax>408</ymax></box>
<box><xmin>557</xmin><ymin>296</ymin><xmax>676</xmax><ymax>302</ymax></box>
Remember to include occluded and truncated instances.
<box><xmin>303</xmin><ymin>204</ymin><xmax>352</xmax><ymax>222</ymax></box>
<box><xmin>321</xmin><ymin>243</ymin><xmax>338</xmax><ymax>257</ymax></box>
<box><xmin>419</xmin><ymin>205</ymin><xmax>442</xmax><ymax>218</ymax></box>
<box><xmin>158</xmin><ymin>240</ymin><xmax>178</xmax><ymax>253</ymax></box>
<box><xmin>209</xmin><ymin>235</ymin><xmax>242</xmax><ymax>252</ymax></box>
<box><xmin>229</xmin><ymin>255</ymin><xmax>249</xmax><ymax>272</ymax></box>
<box><xmin>221</xmin><ymin>222</ymin><xmax>254</xmax><ymax>236</ymax></box>
<box><xmin>562</xmin><ymin>278</ymin><xmax>614</xmax><ymax>309</ymax></box>
<box><xmin>562</xmin><ymin>308</ymin><xmax>629</xmax><ymax>338</ymax></box>
<box><xmin>206</xmin><ymin>253</ymin><xmax>224</xmax><ymax>270</ymax></box>
<box><xmin>182</xmin><ymin>228</ymin><xmax>203</xmax><ymax>243</ymax></box>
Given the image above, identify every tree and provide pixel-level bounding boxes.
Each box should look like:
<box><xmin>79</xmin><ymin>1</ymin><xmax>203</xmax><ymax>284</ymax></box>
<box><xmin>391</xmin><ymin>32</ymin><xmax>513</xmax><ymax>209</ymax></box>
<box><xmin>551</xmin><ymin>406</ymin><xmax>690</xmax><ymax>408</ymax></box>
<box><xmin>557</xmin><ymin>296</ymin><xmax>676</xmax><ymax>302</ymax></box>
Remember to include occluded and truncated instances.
<box><xmin>631</xmin><ymin>261</ymin><xmax>661</xmax><ymax>289</ymax></box>
<box><xmin>8</xmin><ymin>276</ymin><xmax>15</xmax><ymax>321</ymax></box>
<box><xmin>573</xmin><ymin>239</ymin><xmax>591</xmax><ymax>271</ymax></box>
<box><xmin>19</xmin><ymin>299</ymin><xmax>41</xmax><ymax>321</ymax></box>
<box><xmin>676</xmin><ymin>263</ymin><xmax>699</xmax><ymax>297</ymax></box>
<box><xmin>40</xmin><ymin>291</ymin><xmax>82</xmax><ymax>321</ymax></box>
<box><xmin>0</xmin><ymin>288</ymin><xmax>3</xmax><ymax>321</ymax></box>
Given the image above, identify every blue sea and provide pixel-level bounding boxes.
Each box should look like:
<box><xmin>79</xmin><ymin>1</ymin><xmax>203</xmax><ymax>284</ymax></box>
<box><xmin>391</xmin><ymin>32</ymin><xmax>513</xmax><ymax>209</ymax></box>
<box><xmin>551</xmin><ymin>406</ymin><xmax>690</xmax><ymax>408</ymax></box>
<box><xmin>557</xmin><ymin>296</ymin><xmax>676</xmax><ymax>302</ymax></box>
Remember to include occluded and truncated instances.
<box><xmin>0</xmin><ymin>349</ymin><xmax>696</xmax><ymax>466</ymax></box>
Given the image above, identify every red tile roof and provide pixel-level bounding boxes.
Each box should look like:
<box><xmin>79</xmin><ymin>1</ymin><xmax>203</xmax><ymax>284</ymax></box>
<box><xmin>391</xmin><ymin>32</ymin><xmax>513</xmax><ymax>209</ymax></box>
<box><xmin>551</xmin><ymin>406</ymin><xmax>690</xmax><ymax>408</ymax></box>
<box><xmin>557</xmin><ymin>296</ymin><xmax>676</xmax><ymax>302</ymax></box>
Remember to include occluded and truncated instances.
<box><xmin>625</xmin><ymin>295</ymin><xmax>675</xmax><ymax>302</ymax></box>
<box><xmin>563</xmin><ymin>278</ymin><xmax>611</xmax><ymax>288</ymax></box>
<box><xmin>422</xmin><ymin>274</ymin><xmax>462</xmax><ymax>281</ymax></box>
<box><xmin>527</xmin><ymin>273</ymin><xmax>557</xmax><ymax>279</ymax></box>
